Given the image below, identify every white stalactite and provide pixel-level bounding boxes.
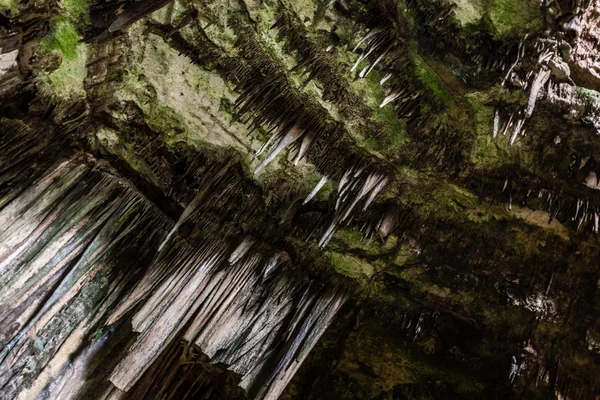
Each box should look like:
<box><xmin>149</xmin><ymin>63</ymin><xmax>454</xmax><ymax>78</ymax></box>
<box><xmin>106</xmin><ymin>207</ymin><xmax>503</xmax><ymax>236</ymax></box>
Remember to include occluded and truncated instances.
<box><xmin>293</xmin><ymin>131</ymin><xmax>314</xmax><ymax>165</ymax></box>
<box><xmin>380</xmin><ymin>92</ymin><xmax>401</xmax><ymax>108</ymax></box>
<box><xmin>493</xmin><ymin>109</ymin><xmax>500</xmax><ymax>138</ymax></box>
<box><xmin>510</xmin><ymin>118</ymin><xmax>526</xmax><ymax>145</ymax></box>
<box><xmin>363</xmin><ymin>176</ymin><xmax>389</xmax><ymax>211</ymax></box>
<box><xmin>303</xmin><ymin>176</ymin><xmax>329</xmax><ymax>204</ymax></box>
<box><xmin>525</xmin><ymin>67</ymin><xmax>552</xmax><ymax>118</ymax></box>
<box><xmin>255</xmin><ymin>125</ymin><xmax>305</xmax><ymax>175</ymax></box>
<box><xmin>380</xmin><ymin>73</ymin><xmax>392</xmax><ymax>85</ymax></box>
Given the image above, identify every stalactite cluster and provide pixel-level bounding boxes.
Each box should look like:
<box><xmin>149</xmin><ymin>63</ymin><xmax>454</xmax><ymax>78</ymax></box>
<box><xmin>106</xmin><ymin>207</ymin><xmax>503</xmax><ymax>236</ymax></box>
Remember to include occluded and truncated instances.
<box><xmin>0</xmin><ymin>114</ymin><xmax>352</xmax><ymax>400</ymax></box>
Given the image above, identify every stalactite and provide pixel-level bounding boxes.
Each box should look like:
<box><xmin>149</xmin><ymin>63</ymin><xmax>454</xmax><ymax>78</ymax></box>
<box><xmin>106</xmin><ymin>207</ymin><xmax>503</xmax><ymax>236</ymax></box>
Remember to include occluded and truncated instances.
<box><xmin>0</xmin><ymin>154</ymin><xmax>169</xmax><ymax>399</ymax></box>
<box><xmin>0</xmin><ymin>116</ymin><xmax>352</xmax><ymax>399</ymax></box>
<box><xmin>303</xmin><ymin>176</ymin><xmax>329</xmax><ymax>205</ymax></box>
<box><xmin>108</xmin><ymin>236</ymin><xmax>350</xmax><ymax>399</ymax></box>
<box><xmin>292</xmin><ymin>129</ymin><xmax>316</xmax><ymax>167</ymax></box>
<box><xmin>317</xmin><ymin>164</ymin><xmax>389</xmax><ymax>247</ymax></box>
<box><xmin>493</xmin><ymin>109</ymin><xmax>500</xmax><ymax>138</ymax></box>
<box><xmin>502</xmin><ymin>36</ymin><xmax>528</xmax><ymax>86</ymax></box>
<box><xmin>230</xmin><ymin>29</ymin><xmax>387</xmax><ymax>183</ymax></box>
<box><xmin>271</xmin><ymin>9</ymin><xmax>368</xmax><ymax>118</ymax></box>
<box><xmin>469</xmin><ymin>169</ymin><xmax>600</xmax><ymax>234</ymax></box>
<box><xmin>525</xmin><ymin>67</ymin><xmax>552</xmax><ymax>117</ymax></box>
<box><xmin>351</xmin><ymin>29</ymin><xmax>396</xmax><ymax>80</ymax></box>
<box><xmin>254</xmin><ymin>124</ymin><xmax>306</xmax><ymax>174</ymax></box>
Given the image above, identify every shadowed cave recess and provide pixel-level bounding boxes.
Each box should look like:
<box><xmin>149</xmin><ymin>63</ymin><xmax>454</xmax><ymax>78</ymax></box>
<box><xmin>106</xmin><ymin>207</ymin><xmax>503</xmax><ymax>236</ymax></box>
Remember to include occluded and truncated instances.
<box><xmin>1</xmin><ymin>0</ymin><xmax>600</xmax><ymax>399</ymax></box>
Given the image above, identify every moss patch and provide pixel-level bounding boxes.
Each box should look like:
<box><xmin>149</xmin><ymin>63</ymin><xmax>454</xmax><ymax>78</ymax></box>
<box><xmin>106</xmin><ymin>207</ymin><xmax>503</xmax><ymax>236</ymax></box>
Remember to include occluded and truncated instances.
<box><xmin>413</xmin><ymin>55</ymin><xmax>453</xmax><ymax>108</ymax></box>
<box><xmin>372</xmin><ymin>105</ymin><xmax>409</xmax><ymax>148</ymax></box>
<box><xmin>334</xmin><ymin>228</ymin><xmax>385</xmax><ymax>257</ymax></box>
<box><xmin>39</xmin><ymin>20</ymin><xmax>88</xmax><ymax>99</ymax></box>
<box><xmin>487</xmin><ymin>0</ymin><xmax>543</xmax><ymax>36</ymax></box>
<box><xmin>466</xmin><ymin>94</ymin><xmax>536</xmax><ymax>171</ymax></box>
<box><xmin>336</xmin><ymin>323</ymin><xmax>486</xmax><ymax>397</ymax></box>
<box><xmin>327</xmin><ymin>251</ymin><xmax>374</xmax><ymax>282</ymax></box>
<box><xmin>0</xmin><ymin>0</ymin><xmax>18</xmax><ymax>16</ymax></box>
<box><xmin>350</xmin><ymin>68</ymin><xmax>383</xmax><ymax>110</ymax></box>
<box><xmin>511</xmin><ymin>206</ymin><xmax>569</xmax><ymax>240</ymax></box>
<box><xmin>62</xmin><ymin>0</ymin><xmax>90</xmax><ymax>23</ymax></box>
<box><xmin>96</xmin><ymin>127</ymin><xmax>162</xmax><ymax>186</ymax></box>
<box><xmin>403</xmin><ymin>180</ymin><xmax>482</xmax><ymax>222</ymax></box>
<box><xmin>42</xmin><ymin>43</ymin><xmax>89</xmax><ymax>98</ymax></box>
<box><xmin>41</xmin><ymin>20</ymin><xmax>81</xmax><ymax>59</ymax></box>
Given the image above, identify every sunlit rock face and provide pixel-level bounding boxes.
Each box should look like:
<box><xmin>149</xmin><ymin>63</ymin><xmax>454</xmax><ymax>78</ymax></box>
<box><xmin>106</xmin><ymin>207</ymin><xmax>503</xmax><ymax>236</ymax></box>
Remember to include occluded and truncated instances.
<box><xmin>3</xmin><ymin>0</ymin><xmax>600</xmax><ymax>398</ymax></box>
<box><xmin>585</xmin><ymin>171</ymin><xmax>600</xmax><ymax>189</ymax></box>
<box><xmin>562</xmin><ymin>0</ymin><xmax>600</xmax><ymax>89</ymax></box>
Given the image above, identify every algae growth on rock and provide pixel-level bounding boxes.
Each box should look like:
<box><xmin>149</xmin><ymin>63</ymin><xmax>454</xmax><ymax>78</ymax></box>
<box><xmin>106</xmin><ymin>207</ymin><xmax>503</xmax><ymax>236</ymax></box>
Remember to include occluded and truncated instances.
<box><xmin>1</xmin><ymin>0</ymin><xmax>600</xmax><ymax>399</ymax></box>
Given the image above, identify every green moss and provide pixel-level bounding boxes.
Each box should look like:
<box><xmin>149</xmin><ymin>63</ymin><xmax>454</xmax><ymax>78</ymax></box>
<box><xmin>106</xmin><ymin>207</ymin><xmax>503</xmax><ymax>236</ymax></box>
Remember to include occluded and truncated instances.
<box><xmin>0</xmin><ymin>0</ymin><xmax>19</xmax><ymax>16</ymax></box>
<box><xmin>37</xmin><ymin>10</ymin><xmax>90</xmax><ymax>96</ymax></box>
<box><xmin>90</xmin><ymin>328</ymin><xmax>105</xmax><ymax>344</ymax></box>
<box><xmin>346</xmin><ymin>70</ymin><xmax>411</xmax><ymax>155</ymax></box>
<box><xmin>398</xmin><ymin>265</ymin><xmax>479</xmax><ymax>308</ymax></box>
<box><xmin>204</xmin><ymin>21</ymin><xmax>238</xmax><ymax>53</ymax></box>
<box><xmin>404</xmin><ymin>180</ymin><xmax>482</xmax><ymax>222</ymax></box>
<box><xmin>467</xmin><ymin>96</ymin><xmax>510</xmax><ymax>167</ymax></box>
<box><xmin>372</xmin><ymin>105</ymin><xmax>409</xmax><ymax>148</ymax></box>
<box><xmin>41</xmin><ymin>42</ymin><xmax>89</xmax><ymax>98</ymax></box>
<box><xmin>576</xmin><ymin>87</ymin><xmax>600</xmax><ymax>109</ymax></box>
<box><xmin>487</xmin><ymin>0</ymin><xmax>544</xmax><ymax>36</ymax></box>
<box><xmin>466</xmin><ymin>94</ymin><xmax>536</xmax><ymax>172</ymax></box>
<box><xmin>341</xmin><ymin>323</ymin><xmax>486</xmax><ymax>397</ymax></box>
<box><xmin>327</xmin><ymin>251</ymin><xmax>374</xmax><ymax>282</ymax></box>
<box><xmin>144</xmin><ymin>101</ymin><xmax>188</xmax><ymax>137</ymax></box>
<box><xmin>120</xmin><ymin>145</ymin><xmax>163</xmax><ymax>186</ymax></box>
<box><xmin>399</xmin><ymin>169</ymin><xmax>570</xmax><ymax>239</ymax></box>
<box><xmin>41</xmin><ymin>20</ymin><xmax>81</xmax><ymax>59</ymax></box>
<box><xmin>251</xmin><ymin>0</ymin><xmax>279</xmax><ymax>32</ymax></box>
<box><xmin>350</xmin><ymin>68</ymin><xmax>383</xmax><ymax>110</ymax></box>
<box><xmin>480</xmin><ymin>301</ymin><xmax>534</xmax><ymax>333</ymax></box>
<box><xmin>287</xmin><ymin>0</ymin><xmax>318</xmax><ymax>24</ymax></box>
<box><xmin>256</xmin><ymin>26</ymin><xmax>345</xmax><ymax>121</ymax></box>
<box><xmin>62</xmin><ymin>0</ymin><xmax>89</xmax><ymax>23</ymax></box>
<box><xmin>412</xmin><ymin>55</ymin><xmax>453</xmax><ymax>108</ymax></box>
<box><xmin>95</xmin><ymin>128</ymin><xmax>163</xmax><ymax>187</ymax></box>
<box><xmin>334</xmin><ymin>228</ymin><xmax>384</xmax><ymax>256</ymax></box>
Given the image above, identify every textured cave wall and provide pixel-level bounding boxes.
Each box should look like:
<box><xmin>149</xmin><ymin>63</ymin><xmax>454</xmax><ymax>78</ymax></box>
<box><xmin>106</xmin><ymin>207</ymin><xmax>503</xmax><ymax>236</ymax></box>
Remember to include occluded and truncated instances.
<box><xmin>2</xmin><ymin>0</ymin><xmax>600</xmax><ymax>399</ymax></box>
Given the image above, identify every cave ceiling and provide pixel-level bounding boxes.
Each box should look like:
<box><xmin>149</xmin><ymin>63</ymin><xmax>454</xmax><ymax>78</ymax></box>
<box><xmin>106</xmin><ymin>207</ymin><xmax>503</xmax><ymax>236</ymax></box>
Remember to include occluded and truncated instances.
<box><xmin>1</xmin><ymin>0</ymin><xmax>600</xmax><ymax>399</ymax></box>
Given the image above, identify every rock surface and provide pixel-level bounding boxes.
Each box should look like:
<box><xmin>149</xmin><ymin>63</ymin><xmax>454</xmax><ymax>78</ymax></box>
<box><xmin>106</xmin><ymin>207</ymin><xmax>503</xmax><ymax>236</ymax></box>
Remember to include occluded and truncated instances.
<box><xmin>1</xmin><ymin>0</ymin><xmax>600</xmax><ymax>399</ymax></box>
